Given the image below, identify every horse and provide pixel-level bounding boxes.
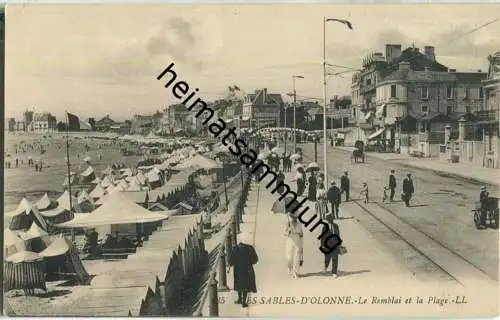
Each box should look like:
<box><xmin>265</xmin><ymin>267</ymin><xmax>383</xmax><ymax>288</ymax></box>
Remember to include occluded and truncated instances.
<box><xmin>350</xmin><ymin>148</ymin><xmax>365</xmax><ymax>163</ymax></box>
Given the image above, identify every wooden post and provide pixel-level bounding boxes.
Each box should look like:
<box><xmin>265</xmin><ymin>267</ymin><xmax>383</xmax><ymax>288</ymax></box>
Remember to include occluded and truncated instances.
<box><xmin>225</xmin><ymin>230</ymin><xmax>233</xmax><ymax>260</ymax></box>
<box><xmin>231</xmin><ymin>218</ymin><xmax>238</xmax><ymax>245</ymax></box>
<box><xmin>218</xmin><ymin>246</ymin><xmax>229</xmax><ymax>291</ymax></box>
<box><xmin>208</xmin><ymin>273</ymin><xmax>219</xmax><ymax>317</ymax></box>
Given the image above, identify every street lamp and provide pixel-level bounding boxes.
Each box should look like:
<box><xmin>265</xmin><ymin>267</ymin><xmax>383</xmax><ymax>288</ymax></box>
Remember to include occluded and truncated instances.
<box><xmin>283</xmin><ymin>103</ymin><xmax>291</xmax><ymax>154</ymax></box>
<box><xmin>293</xmin><ymin>75</ymin><xmax>305</xmax><ymax>153</ymax></box>
<box><xmin>323</xmin><ymin>17</ymin><xmax>353</xmax><ymax>186</ymax></box>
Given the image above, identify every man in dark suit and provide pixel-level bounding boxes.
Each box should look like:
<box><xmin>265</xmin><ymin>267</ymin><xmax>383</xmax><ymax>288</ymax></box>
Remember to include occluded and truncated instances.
<box><xmin>340</xmin><ymin>171</ymin><xmax>350</xmax><ymax>202</ymax></box>
<box><xmin>327</xmin><ymin>181</ymin><xmax>342</xmax><ymax>219</ymax></box>
<box><xmin>320</xmin><ymin>214</ymin><xmax>342</xmax><ymax>278</ymax></box>
<box><xmin>389</xmin><ymin>170</ymin><xmax>397</xmax><ymax>202</ymax></box>
<box><xmin>402</xmin><ymin>173</ymin><xmax>415</xmax><ymax>207</ymax></box>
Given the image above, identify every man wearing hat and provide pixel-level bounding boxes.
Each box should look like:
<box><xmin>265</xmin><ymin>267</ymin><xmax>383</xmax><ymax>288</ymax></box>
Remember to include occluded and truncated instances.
<box><xmin>402</xmin><ymin>173</ymin><xmax>415</xmax><ymax>207</ymax></box>
<box><xmin>327</xmin><ymin>180</ymin><xmax>342</xmax><ymax>219</ymax></box>
<box><xmin>340</xmin><ymin>171</ymin><xmax>350</xmax><ymax>202</ymax></box>
<box><xmin>479</xmin><ymin>186</ymin><xmax>490</xmax><ymax>226</ymax></box>
<box><xmin>388</xmin><ymin>169</ymin><xmax>397</xmax><ymax>202</ymax></box>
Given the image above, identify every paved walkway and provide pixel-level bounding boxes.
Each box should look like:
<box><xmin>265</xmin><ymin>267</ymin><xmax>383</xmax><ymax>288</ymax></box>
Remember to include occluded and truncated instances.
<box><xmin>217</xmin><ymin>173</ymin><xmax>494</xmax><ymax>317</ymax></box>
<box><xmin>334</xmin><ymin>146</ymin><xmax>499</xmax><ymax>186</ymax></box>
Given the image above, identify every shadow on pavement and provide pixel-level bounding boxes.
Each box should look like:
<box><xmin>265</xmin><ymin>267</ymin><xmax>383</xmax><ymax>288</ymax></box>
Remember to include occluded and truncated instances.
<box><xmin>409</xmin><ymin>204</ymin><xmax>429</xmax><ymax>208</ymax></box>
<box><xmin>300</xmin><ymin>269</ymin><xmax>371</xmax><ymax>278</ymax></box>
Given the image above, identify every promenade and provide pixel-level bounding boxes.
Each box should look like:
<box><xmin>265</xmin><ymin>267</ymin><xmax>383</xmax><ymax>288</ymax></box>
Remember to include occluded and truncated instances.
<box><xmin>333</xmin><ymin>146</ymin><xmax>499</xmax><ymax>186</ymax></box>
<box><xmin>217</xmin><ymin>172</ymin><xmax>496</xmax><ymax>317</ymax></box>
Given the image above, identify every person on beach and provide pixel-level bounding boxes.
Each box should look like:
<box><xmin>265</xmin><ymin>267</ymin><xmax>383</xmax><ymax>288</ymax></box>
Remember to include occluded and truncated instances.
<box><xmin>292</xmin><ymin>166</ymin><xmax>306</xmax><ymax>197</ymax></box>
<box><xmin>360</xmin><ymin>182</ymin><xmax>369</xmax><ymax>204</ymax></box>
<box><xmin>320</xmin><ymin>214</ymin><xmax>342</xmax><ymax>278</ymax></box>
<box><xmin>315</xmin><ymin>183</ymin><xmax>328</xmax><ymax>220</ymax></box>
<box><xmin>327</xmin><ymin>181</ymin><xmax>342</xmax><ymax>219</ymax></box>
<box><xmin>340</xmin><ymin>171</ymin><xmax>350</xmax><ymax>202</ymax></box>
<box><xmin>284</xmin><ymin>213</ymin><xmax>304</xmax><ymax>279</ymax></box>
<box><xmin>402</xmin><ymin>173</ymin><xmax>414</xmax><ymax>207</ymax></box>
<box><xmin>228</xmin><ymin>232</ymin><xmax>258</xmax><ymax>308</ymax></box>
<box><xmin>308</xmin><ymin>171</ymin><xmax>318</xmax><ymax>202</ymax></box>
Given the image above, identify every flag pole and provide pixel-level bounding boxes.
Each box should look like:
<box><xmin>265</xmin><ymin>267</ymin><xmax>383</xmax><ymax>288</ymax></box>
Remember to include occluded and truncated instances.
<box><xmin>65</xmin><ymin>112</ymin><xmax>75</xmax><ymax>243</ymax></box>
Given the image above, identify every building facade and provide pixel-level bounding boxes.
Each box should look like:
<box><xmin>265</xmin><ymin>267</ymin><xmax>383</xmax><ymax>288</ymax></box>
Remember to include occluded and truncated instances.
<box><xmin>131</xmin><ymin>111</ymin><xmax>163</xmax><ymax>135</ymax></box>
<box><xmin>242</xmin><ymin>88</ymin><xmax>283</xmax><ymax>128</ymax></box>
<box><xmin>29</xmin><ymin>112</ymin><xmax>57</xmax><ymax>133</ymax></box>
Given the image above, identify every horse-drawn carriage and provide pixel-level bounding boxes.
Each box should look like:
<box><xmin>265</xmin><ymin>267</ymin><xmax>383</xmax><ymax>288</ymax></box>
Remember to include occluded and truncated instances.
<box><xmin>472</xmin><ymin>197</ymin><xmax>499</xmax><ymax>229</ymax></box>
<box><xmin>350</xmin><ymin>140</ymin><xmax>365</xmax><ymax>163</ymax></box>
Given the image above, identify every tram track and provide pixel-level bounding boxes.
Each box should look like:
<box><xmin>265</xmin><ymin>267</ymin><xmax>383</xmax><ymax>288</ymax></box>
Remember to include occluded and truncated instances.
<box><xmin>301</xmin><ymin>152</ymin><xmax>498</xmax><ymax>289</ymax></box>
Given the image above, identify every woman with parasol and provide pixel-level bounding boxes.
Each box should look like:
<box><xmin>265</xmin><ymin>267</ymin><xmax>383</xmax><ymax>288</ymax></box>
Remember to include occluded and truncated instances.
<box><xmin>284</xmin><ymin>212</ymin><xmax>304</xmax><ymax>279</ymax></box>
<box><xmin>291</xmin><ymin>166</ymin><xmax>306</xmax><ymax>197</ymax></box>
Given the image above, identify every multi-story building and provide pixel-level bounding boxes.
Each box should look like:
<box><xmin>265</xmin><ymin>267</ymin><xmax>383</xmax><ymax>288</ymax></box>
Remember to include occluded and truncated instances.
<box><xmin>352</xmin><ymin>44</ymin><xmax>487</xmax><ymax>157</ymax></box>
<box><xmin>130</xmin><ymin>111</ymin><xmax>163</xmax><ymax>135</ymax></box>
<box><xmin>6</xmin><ymin>118</ymin><xmax>15</xmax><ymax>131</ymax></box>
<box><xmin>327</xmin><ymin>95</ymin><xmax>353</xmax><ymax>128</ymax></box>
<box><xmin>242</xmin><ymin>88</ymin><xmax>283</xmax><ymax>129</ymax></box>
<box><xmin>23</xmin><ymin>110</ymin><xmax>34</xmax><ymax>128</ymax></box>
<box><xmin>15</xmin><ymin>120</ymin><xmax>25</xmax><ymax>131</ymax></box>
<box><xmin>94</xmin><ymin>115</ymin><xmax>116</xmax><ymax>131</ymax></box>
<box><xmin>162</xmin><ymin>104</ymin><xmax>196</xmax><ymax>134</ymax></box>
<box><xmin>29</xmin><ymin>112</ymin><xmax>57</xmax><ymax>133</ymax></box>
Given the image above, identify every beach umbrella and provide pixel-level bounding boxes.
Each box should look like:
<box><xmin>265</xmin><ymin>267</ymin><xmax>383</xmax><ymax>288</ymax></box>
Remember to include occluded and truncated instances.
<box><xmin>271</xmin><ymin>196</ymin><xmax>301</xmax><ymax>214</ymax></box>
<box><xmin>306</xmin><ymin>162</ymin><xmax>321</xmax><ymax>172</ymax></box>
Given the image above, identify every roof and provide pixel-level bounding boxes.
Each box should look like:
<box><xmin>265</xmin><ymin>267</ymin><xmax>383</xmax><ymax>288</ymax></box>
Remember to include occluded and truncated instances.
<box><xmin>380</xmin><ymin>70</ymin><xmax>457</xmax><ymax>83</ymax></box>
<box><xmin>454</xmin><ymin>72</ymin><xmax>487</xmax><ymax>84</ymax></box>
<box><xmin>382</xmin><ymin>47</ymin><xmax>449</xmax><ymax>76</ymax></box>
<box><xmin>247</xmin><ymin>89</ymin><xmax>283</xmax><ymax>106</ymax></box>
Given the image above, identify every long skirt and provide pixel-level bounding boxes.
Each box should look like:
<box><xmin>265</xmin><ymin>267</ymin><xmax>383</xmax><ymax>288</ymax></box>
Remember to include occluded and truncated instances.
<box><xmin>315</xmin><ymin>200</ymin><xmax>328</xmax><ymax>220</ymax></box>
<box><xmin>285</xmin><ymin>238</ymin><xmax>303</xmax><ymax>273</ymax></box>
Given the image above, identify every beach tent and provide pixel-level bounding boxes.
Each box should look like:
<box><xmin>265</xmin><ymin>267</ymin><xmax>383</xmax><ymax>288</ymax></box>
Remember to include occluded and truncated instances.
<box><xmin>36</xmin><ymin>193</ymin><xmax>58</xmax><ymax>211</ymax></box>
<box><xmin>5</xmin><ymin>229</ymin><xmax>27</xmax><ymax>258</ymax></box>
<box><xmin>118</xmin><ymin>179</ymin><xmax>129</xmax><ymax>190</ymax></box>
<box><xmin>39</xmin><ymin>236</ymin><xmax>91</xmax><ymax>285</ymax></box>
<box><xmin>101</xmin><ymin>176</ymin><xmax>114</xmax><ymax>188</ymax></box>
<box><xmin>89</xmin><ymin>184</ymin><xmax>106</xmax><ymax>199</ymax></box>
<box><xmin>4</xmin><ymin>251</ymin><xmax>46</xmax><ymax>294</ymax></box>
<box><xmin>91</xmin><ymin>177</ymin><xmax>102</xmax><ymax>185</ymax></box>
<box><xmin>127</xmin><ymin>179</ymin><xmax>142</xmax><ymax>192</ymax></box>
<box><xmin>176</xmin><ymin>154</ymin><xmax>221</xmax><ymax>170</ymax></box>
<box><xmin>18</xmin><ymin>222</ymin><xmax>51</xmax><ymax>253</ymax></box>
<box><xmin>62</xmin><ymin>172</ymin><xmax>79</xmax><ymax>187</ymax></box>
<box><xmin>80</xmin><ymin>166</ymin><xmax>96</xmax><ymax>184</ymax></box>
<box><xmin>39</xmin><ymin>207</ymin><xmax>73</xmax><ymax>225</ymax></box>
<box><xmin>136</xmin><ymin>172</ymin><xmax>147</xmax><ymax>185</ymax></box>
<box><xmin>55</xmin><ymin>192</ymin><xmax>168</xmax><ymax>228</ymax></box>
<box><xmin>7</xmin><ymin>199</ymin><xmax>48</xmax><ymax>232</ymax></box>
<box><xmin>146</xmin><ymin>170</ymin><xmax>162</xmax><ymax>189</ymax></box>
<box><xmin>120</xmin><ymin>168</ymin><xmax>133</xmax><ymax>177</ymax></box>
<box><xmin>102</xmin><ymin>166</ymin><xmax>114</xmax><ymax>176</ymax></box>
<box><xmin>77</xmin><ymin>190</ymin><xmax>94</xmax><ymax>205</ymax></box>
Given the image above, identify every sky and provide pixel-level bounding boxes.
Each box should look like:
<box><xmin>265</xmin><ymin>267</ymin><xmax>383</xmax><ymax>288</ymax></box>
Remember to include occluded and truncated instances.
<box><xmin>5</xmin><ymin>3</ymin><xmax>500</xmax><ymax>121</ymax></box>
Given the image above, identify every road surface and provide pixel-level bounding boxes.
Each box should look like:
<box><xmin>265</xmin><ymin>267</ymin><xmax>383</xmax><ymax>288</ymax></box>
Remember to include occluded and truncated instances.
<box><xmin>300</xmin><ymin>143</ymin><xmax>499</xmax><ymax>282</ymax></box>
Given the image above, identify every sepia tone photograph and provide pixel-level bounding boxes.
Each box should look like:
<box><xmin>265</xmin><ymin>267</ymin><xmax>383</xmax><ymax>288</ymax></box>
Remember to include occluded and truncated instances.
<box><xmin>2</xmin><ymin>3</ymin><xmax>500</xmax><ymax>317</ymax></box>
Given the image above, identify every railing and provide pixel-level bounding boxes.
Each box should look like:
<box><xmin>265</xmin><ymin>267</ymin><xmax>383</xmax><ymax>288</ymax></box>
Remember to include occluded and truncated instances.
<box><xmin>192</xmin><ymin>169</ymin><xmax>252</xmax><ymax>317</ymax></box>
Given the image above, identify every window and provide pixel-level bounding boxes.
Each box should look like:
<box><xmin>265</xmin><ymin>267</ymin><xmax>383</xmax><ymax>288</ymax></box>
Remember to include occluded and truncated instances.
<box><xmin>446</xmin><ymin>87</ymin><xmax>454</xmax><ymax>99</ymax></box>
<box><xmin>465</xmin><ymin>106</ymin><xmax>471</xmax><ymax>113</ymax></box>
<box><xmin>421</xmin><ymin>105</ymin><xmax>428</xmax><ymax>113</ymax></box>
<box><xmin>421</xmin><ymin>87</ymin><xmax>429</xmax><ymax>99</ymax></box>
<box><xmin>390</xmin><ymin>85</ymin><xmax>397</xmax><ymax>98</ymax></box>
<box><xmin>366</xmin><ymin>78</ymin><xmax>372</xmax><ymax>86</ymax></box>
<box><xmin>479</xmin><ymin>88</ymin><xmax>484</xmax><ymax>99</ymax></box>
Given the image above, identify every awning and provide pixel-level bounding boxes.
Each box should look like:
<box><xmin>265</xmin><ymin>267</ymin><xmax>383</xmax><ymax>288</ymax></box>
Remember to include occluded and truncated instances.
<box><xmin>375</xmin><ymin>104</ymin><xmax>386</xmax><ymax>118</ymax></box>
<box><xmin>368</xmin><ymin>128</ymin><xmax>385</xmax><ymax>140</ymax></box>
<box><xmin>364</xmin><ymin>111</ymin><xmax>373</xmax><ymax>121</ymax></box>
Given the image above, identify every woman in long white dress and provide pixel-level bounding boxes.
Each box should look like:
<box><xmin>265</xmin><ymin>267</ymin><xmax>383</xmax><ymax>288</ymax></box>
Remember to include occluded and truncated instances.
<box><xmin>284</xmin><ymin>214</ymin><xmax>304</xmax><ymax>279</ymax></box>
<box><xmin>315</xmin><ymin>183</ymin><xmax>328</xmax><ymax>220</ymax></box>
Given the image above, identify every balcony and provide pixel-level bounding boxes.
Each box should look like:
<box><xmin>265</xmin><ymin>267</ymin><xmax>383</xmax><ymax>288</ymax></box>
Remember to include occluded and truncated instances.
<box><xmin>475</xmin><ymin>109</ymin><xmax>499</xmax><ymax>121</ymax></box>
<box><xmin>326</xmin><ymin>108</ymin><xmax>352</xmax><ymax>119</ymax></box>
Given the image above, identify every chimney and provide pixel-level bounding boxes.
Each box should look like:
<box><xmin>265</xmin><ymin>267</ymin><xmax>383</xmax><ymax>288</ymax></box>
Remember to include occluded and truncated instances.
<box><xmin>385</xmin><ymin>44</ymin><xmax>402</xmax><ymax>64</ymax></box>
<box><xmin>399</xmin><ymin>61</ymin><xmax>411</xmax><ymax>72</ymax></box>
<box><xmin>448</xmin><ymin>69</ymin><xmax>456</xmax><ymax>73</ymax></box>
<box><xmin>424</xmin><ymin>46</ymin><xmax>436</xmax><ymax>61</ymax></box>
<box><xmin>262</xmin><ymin>88</ymin><xmax>267</xmax><ymax>103</ymax></box>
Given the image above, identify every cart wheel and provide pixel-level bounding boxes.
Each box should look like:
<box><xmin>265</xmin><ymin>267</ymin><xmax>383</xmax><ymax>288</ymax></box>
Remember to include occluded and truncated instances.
<box><xmin>491</xmin><ymin>208</ymin><xmax>499</xmax><ymax>229</ymax></box>
<box><xmin>473</xmin><ymin>211</ymin><xmax>482</xmax><ymax>229</ymax></box>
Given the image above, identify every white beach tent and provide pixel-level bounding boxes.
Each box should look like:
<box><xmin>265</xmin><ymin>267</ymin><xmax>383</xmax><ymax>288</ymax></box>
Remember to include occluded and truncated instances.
<box><xmin>101</xmin><ymin>176</ymin><xmax>114</xmax><ymax>188</ymax></box>
<box><xmin>127</xmin><ymin>179</ymin><xmax>142</xmax><ymax>191</ymax></box>
<box><xmin>55</xmin><ymin>192</ymin><xmax>168</xmax><ymax>228</ymax></box>
<box><xmin>5</xmin><ymin>198</ymin><xmax>34</xmax><ymax>217</ymax></box>
<box><xmin>4</xmin><ymin>229</ymin><xmax>27</xmax><ymax>258</ymax></box>
<box><xmin>89</xmin><ymin>184</ymin><xmax>106</xmax><ymax>199</ymax></box>
<box><xmin>77</xmin><ymin>190</ymin><xmax>94</xmax><ymax>205</ymax></box>
<box><xmin>36</xmin><ymin>193</ymin><xmax>57</xmax><ymax>211</ymax></box>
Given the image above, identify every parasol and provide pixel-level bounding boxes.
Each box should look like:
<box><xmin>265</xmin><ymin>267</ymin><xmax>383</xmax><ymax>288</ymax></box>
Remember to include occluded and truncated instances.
<box><xmin>271</xmin><ymin>147</ymin><xmax>284</xmax><ymax>154</ymax></box>
<box><xmin>290</xmin><ymin>153</ymin><xmax>301</xmax><ymax>161</ymax></box>
<box><xmin>83</xmin><ymin>156</ymin><xmax>91</xmax><ymax>163</ymax></box>
<box><xmin>305</xmin><ymin>162</ymin><xmax>321</xmax><ymax>172</ymax></box>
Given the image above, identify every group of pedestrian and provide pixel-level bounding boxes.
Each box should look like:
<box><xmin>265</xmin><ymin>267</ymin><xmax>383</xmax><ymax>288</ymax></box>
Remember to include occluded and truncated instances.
<box><xmin>383</xmin><ymin>170</ymin><xmax>415</xmax><ymax>207</ymax></box>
